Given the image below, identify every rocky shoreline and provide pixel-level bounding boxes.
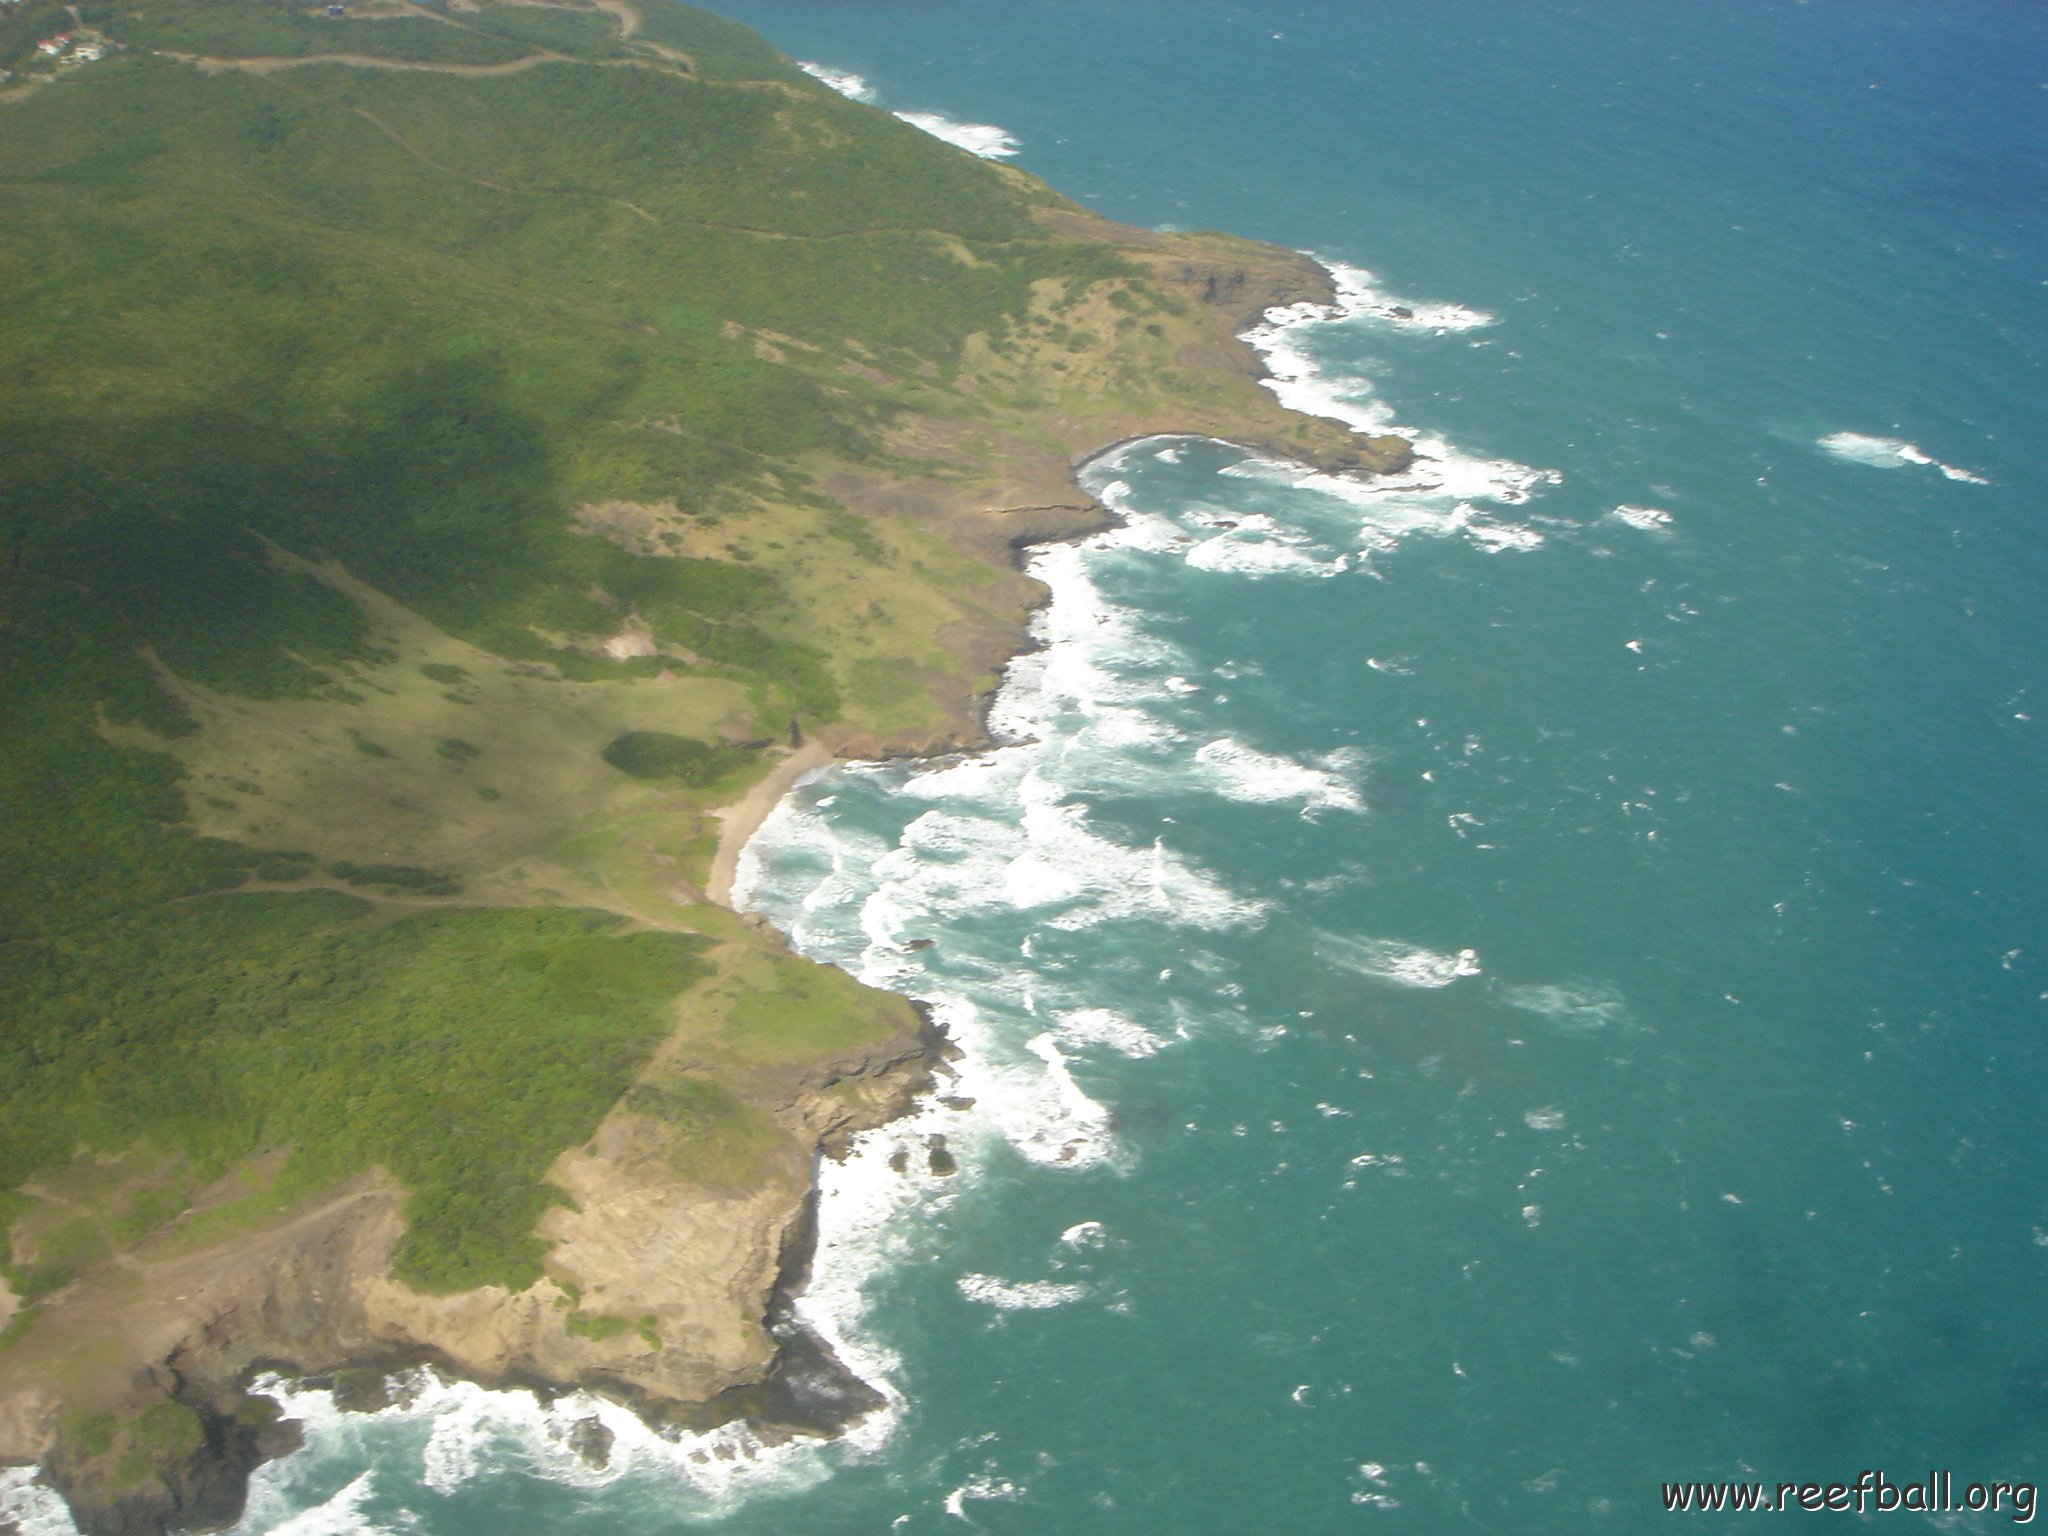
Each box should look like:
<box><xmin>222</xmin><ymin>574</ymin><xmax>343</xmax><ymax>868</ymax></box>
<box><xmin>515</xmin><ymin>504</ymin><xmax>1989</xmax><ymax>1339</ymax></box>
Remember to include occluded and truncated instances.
<box><xmin>9</xmin><ymin>1004</ymin><xmax>948</xmax><ymax>1536</ymax></box>
<box><xmin>3</xmin><ymin>231</ymin><xmax>1406</xmax><ymax>1536</ymax></box>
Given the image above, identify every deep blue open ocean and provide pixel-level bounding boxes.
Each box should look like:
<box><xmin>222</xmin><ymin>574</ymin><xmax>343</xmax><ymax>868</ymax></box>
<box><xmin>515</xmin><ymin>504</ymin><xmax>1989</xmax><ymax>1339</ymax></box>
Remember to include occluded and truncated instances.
<box><xmin>13</xmin><ymin>3</ymin><xmax>2043</xmax><ymax>1532</ymax></box>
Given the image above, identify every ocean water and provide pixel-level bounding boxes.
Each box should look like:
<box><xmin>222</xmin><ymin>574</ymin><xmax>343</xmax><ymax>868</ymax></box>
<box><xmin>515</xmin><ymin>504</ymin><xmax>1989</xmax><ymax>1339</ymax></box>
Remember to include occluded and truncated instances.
<box><xmin>12</xmin><ymin>3</ymin><xmax>2046</xmax><ymax>1532</ymax></box>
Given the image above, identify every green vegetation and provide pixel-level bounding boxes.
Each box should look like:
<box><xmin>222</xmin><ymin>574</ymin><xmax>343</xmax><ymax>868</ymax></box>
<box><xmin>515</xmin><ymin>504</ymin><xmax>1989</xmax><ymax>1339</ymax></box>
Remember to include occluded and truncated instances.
<box><xmin>624</xmin><ymin>1074</ymin><xmax>782</xmax><ymax>1189</ymax></box>
<box><xmin>0</xmin><ymin>0</ymin><xmax>1054</xmax><ymax>1298</ymax></box>
<box><xmin>58</xmin><ymin>1401</ymin><xmax>207</xmax><ymax>1491</ymax></box>
<box><xmin>0</xmin><ymin>894</ymin><xmax>707</xmax><ymax>1291</ymax></box>
<box><xmin>0</xmin><ymin>0</ymin><xmax>1349</xmax><ymax>1375</ymax></box>
<box><xmin>327</xmin><ymin>860</ymin><xmax>463</xmax><ymax>895</ymax></box>
<box><xmin>65</xmin><ymin>1412</ymin><xmax>117</xmax><ymax>1460</ymax></box>
<box><xmin>564</xmin><ymin>1308</ymin><xmax>660</xmax><ymax>1347</ymax></box>
<box><xmin>600</xmin><ymin>730</ymin><xmax>753</xmax><ymax>786</ymax></box>
<box><xmin>564</xmin><ymin>1310</ymin><xmax>634</xmax><ymax>1342</ymax></box>
<box><xmin>113</xmin><ymin>1402</ymin><xmax>204</xmax><ymax>1490</ymax></box>
<box><xmin>10</xmin><ymin>1220</ymin><xmax>110</xmax><ymax>1304</ymax></box>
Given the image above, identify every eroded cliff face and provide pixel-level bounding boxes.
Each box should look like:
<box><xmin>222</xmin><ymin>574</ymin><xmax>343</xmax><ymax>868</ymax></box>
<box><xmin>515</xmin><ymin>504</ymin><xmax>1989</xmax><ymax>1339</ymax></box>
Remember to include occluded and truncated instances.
<box><xmin>6</xmin><ymin>1013</ymin><xmax>942</xmax><ymax>1536</ymax></box>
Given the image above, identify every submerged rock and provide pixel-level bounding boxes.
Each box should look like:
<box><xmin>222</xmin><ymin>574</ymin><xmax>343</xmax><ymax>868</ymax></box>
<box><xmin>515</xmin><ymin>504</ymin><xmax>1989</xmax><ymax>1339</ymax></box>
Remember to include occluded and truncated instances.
<box><xmin>563</xmin><ymin>1414</ymin><xmax>614</xmax><ymax>1470</ymax></box>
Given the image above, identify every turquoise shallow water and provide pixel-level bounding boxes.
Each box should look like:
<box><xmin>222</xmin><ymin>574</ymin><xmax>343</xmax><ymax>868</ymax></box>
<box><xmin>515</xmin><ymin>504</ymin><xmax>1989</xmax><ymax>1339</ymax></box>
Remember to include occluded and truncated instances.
<box><xmin>13</xmin><ymin>3</ymin><xmax>2044</xmax><ymax>1532</ymax></box>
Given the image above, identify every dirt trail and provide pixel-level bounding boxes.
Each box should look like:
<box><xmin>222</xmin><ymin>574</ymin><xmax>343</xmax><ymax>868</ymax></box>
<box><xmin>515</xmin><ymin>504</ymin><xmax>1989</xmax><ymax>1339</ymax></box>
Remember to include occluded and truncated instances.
<box><xmin>349</xmin><ymin>103</ymin><xmax>659</xmax><ymax>221</ymax></box>
<box><xmin>589</xmin><ymin>0</ymin><xmax>637</xmax><ymax>39</ymax></box>
<box><xmin>169</xmin><ymin>47</ymin><xmax>565</xmax><ymax>76</ymax></box>
<box><xmin>350</xmin><ymin>104</ymin><xmax>514</xmax><ymax>190</ymax></box>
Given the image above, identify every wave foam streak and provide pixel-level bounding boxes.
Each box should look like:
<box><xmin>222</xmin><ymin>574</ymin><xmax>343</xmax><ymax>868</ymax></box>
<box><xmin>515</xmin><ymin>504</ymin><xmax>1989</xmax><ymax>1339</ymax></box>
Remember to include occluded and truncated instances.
<box><xmin>206</xmin><ymin>1362</ymin><xmax>876</xmax><ymax>1534</ymax></box>
<box><xmin>727</xmin><ymin>251</ymin><xmax>1586</xmax><ymax>1465</ymax></box>
<box><xmin>889</xmin><ymin>111</ymin><xmax>1021</xmax><ymax>159</ymax></box>
<box><xmin>1220</xmin><ymin>263</ymin><xmax>1560</xmax><ymax>562</ymax></box>
<box><xmin>795</xmin><ymin>58</ymin><xmax>1020</xmax><ymax>158</ymax></box>
<box><xmin>1818</xmin><ymin>431</ymin><xmax>1988</xmax><ymax>484</ymax></box>
<box><xmin>17</xmin><ymin>245</ymin><xmax>1596</xmax><ymax>1535</ymax></box>
<box><xmin>796</xmin><ymin>61</ymin><xmax>875</xmax><ymax>102</ymax></box>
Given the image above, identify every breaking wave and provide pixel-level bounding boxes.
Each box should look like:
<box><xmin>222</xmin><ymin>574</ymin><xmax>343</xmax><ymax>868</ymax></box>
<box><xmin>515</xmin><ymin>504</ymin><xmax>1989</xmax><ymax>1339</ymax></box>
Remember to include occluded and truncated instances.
<box><xmin>956</xmin><ymin>1273</ymin><xmax>1092</xmax><ymax>1311</ymax></box>
<box><xmin>796</xmin><ymin>61</ymin><xmax>875</xmax><ymax>102</ymax></box>
<box><xmin>1319</xmin><ymin>932</ymin><xmax>1483</xmax><ymax>989</ymax></box>
<box><xmin>796</xmin><ymin>59</ymin><xmax>1021</xmax><ymax>158</ymax></box>
<box><xmin>729</xmin><ymin>250</ymin><xmax>1572</xmax><ymax>1446</ymax></box>
<box><xmin>1818</xmin><ymin>431</ymin><xmax>1988</xmax><ymax>484</ymax></box>
<box><xmin>889</xmin><ymin>111</ymin><xmax>1021</xmax><ymax>160</ymax></box>
<box><xmin>1606</xmin><ymin>503</ymin><xmax>1676</xmax><ymax>533</ymax></box>
<box><xmin>1499</xmin><ymin>979</ymin><xmax>1633</xmax><ymax>1034</ymax></box>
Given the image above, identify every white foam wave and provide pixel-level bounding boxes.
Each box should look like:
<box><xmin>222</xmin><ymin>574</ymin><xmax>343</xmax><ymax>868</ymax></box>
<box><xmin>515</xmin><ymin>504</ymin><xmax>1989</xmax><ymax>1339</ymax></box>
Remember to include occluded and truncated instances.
<box><xmin>1606</xmin><ymin>503</ymin><xmax>1675</xmax><ymax>533</ymax></box>
<box><xmin>1053</xmin><ymin>1006</ymin><xmax>1171</xmax><ymax>1058</ymax></box>
<box><xmin>724</xmin><ymin>245</ymin><xmax>1548</xmax><ymax>1521</ymax></box>
<box><xmin>1325</xmin><ymin>262</ymin><xmax>1495</xmax><ymax>333</ymax></box>
<box><xmin>218</xmin><ymin>1360</ymin><xmax>865</xmax><ymax>1534</ymax></box>
<box><xmin>1320</xmin><ymin>932</ymin><xmax>1481</xmax><ymax>988</ymax></box>
<box><xmin>1242</xmin><ymin>264</ymin><xmax>1490</xmax><ymax>430</ymax></box>
<box><xmin>783</xmin><ymin>1047</ymin><xmax>968</xmax><ymax>1410</ymax></box>
<box><xmin>1193</xmin><ymin>738</ymin><xmax>1364</xmax><ymax>814</ymax></box>
<box><xmin>1818</xmin><ymin>432</ymin><xmax>1988</xmax><ymax>484</ymax></box>
<box><xmin>852</xmin><ymin>777</ymin><xmax>1254</xmax><ymax>936</ymax></box>
<box><xmin>261</xmin><ymin>1472</ymin><xmax>393</xmax><ymax>1536</ymax></box>
<box><xmin>742</xmin><ymin>535</ymin><xmax>1267</xmax><ymax>955</ymax></box>
<box><xmin>1166</xmin><ymin>510</ymin><xmax>1347</xmax><ymax>578</ymax></box>
<box><xmin>789</xmin><ymin>61</ymin><xmax>1022</xmax><ymax>159</ymax></box>
<box><xmin>1183</xmin><ymin>532</ymin><xmax>1347</xmax><ymax>578</ymax></box>
<box><xmin>1499</xmin><ymin>980</ymin><xmax>1631</xmax><ymax>1034</ymax></box>
<box><xmin>0</xmin><ymin>1469</ymin><xmax>81</xmax><ymax>1536</ymax></box>
<box><xmin>420</xmin><ymin>1401</ymin><xmax>492</xmax><ymax>1497</ymax></box>
<box><xmin>944</xmin><ymin>1473</ymin><xmax>1029</xmax><ymax>1518</ymax></box>
<box><xmin>891</xmin><ymin>111</ymin><xmax>1020</xmax><ymax>159</ymax></box>
<box><xmin>1232</xmin><ymin>255</ymin><xmax>1556</xmax><ymax>558</ymax></box>
<box><xmin>796</xmin><ymin>61</ymin><xmax>875</xmax><ymax>102</ymax></box>
<box><xmin>731</xmin><ymin>268</ymin><xmax>1537</xmax><ymax>1445</ymax></box>
<box><xmin>1242</xmin><ymin>301</ymin><xmax>1396</xmax><ymax>438</ymax></box>
<box><xmin>1059</xmin><ymin>1220</ymin><xmax>1110</xmax><ymax>1249</ymax></box>
<box><xmin>956</xmin><ymin>1273</ymin><xmax>1091</xmax><ymax>1310</ymax></box>
<box><xmin>1095</xmin><ymin>447</ymin><xmax>1553</xmax><ymax>581</ymax></box>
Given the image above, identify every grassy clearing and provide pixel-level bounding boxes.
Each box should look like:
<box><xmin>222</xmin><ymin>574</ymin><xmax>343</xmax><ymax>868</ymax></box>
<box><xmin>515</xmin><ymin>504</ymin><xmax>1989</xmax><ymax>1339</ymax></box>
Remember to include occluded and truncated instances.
<box><xmin>676</xmin><ymin>940</ymin><xmax>913</xmax><ymax>1070</ymax></box>
<box><xmin>110</xmin><ymin>554</ymin><xmax>758</xmax><ymax>916</ymax></box>
<box><xmin>621</xmin><ymin>1074</ymin><xmax>785</xmax><ymax>1192</ymax></box>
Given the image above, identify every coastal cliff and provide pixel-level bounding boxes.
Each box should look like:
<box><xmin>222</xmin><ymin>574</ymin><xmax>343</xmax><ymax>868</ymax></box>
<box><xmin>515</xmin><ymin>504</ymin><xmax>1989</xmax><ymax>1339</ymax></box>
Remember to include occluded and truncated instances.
<box><xmin>0</xmin><ymin>2</ymin><xmax>1415</xmax><ymax>1528</ymax></box>
<box><xmin>15</xmin><ymin>1007</ymin><xmax>944</xmax><ymax>1535</ymax></box>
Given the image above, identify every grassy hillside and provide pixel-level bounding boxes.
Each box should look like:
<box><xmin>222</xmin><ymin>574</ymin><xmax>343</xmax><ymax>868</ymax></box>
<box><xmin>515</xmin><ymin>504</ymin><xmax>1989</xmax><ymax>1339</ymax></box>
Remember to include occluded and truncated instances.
<box><xmin>0</xmin><ymin>0</ymin><xmax>1393</xmax><ymax>1391</ymax></box>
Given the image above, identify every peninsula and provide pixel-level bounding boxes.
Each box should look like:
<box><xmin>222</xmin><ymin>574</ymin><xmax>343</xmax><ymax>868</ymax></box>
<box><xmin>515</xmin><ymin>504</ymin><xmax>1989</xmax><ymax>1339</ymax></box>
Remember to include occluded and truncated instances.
<box><xmin>0</xmin><ymin>2</ymin><xmax>1408</xmax><ymax>1529</ymax></box>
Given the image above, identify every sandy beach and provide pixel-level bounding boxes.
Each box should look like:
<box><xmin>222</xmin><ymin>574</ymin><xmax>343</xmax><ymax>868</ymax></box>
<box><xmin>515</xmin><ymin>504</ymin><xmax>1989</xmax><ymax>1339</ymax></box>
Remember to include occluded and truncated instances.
<box><xmin>706</xmin><ymin>740</ymin><xmax>833</xmax><ymax>908</ymax></box>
